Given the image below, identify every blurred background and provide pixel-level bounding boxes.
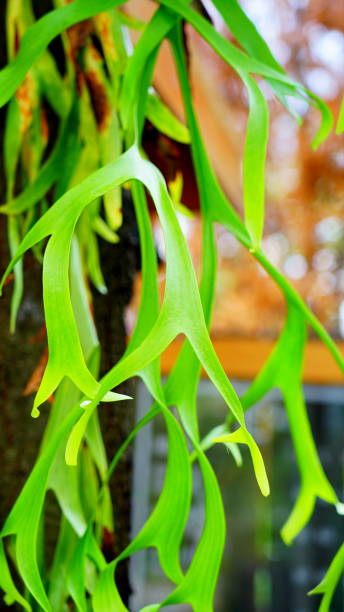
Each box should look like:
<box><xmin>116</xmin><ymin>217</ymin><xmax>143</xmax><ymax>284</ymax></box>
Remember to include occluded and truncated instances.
<box><xmin>123</xmin><ymin>0</ymin><xmax>344</xmax><ymax>610</ymax></box>
<box><xmin>131</xmin><ymin>382</ymin><xmax>343</xmax><ymax>612</ymax></box>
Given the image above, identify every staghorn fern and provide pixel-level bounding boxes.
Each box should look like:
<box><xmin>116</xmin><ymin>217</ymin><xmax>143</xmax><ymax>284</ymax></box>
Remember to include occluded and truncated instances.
<box><xmin>0</xmin><ymin>1</ymin><xmax>343</xmax><ymax>611</ymax></box>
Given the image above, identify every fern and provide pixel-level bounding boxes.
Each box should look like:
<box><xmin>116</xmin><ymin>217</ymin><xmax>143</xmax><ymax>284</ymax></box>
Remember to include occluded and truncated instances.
<box><xmin>0</xmin><ymin>1</ymin><xmax>342</xmax><ymax>611</ymax></box>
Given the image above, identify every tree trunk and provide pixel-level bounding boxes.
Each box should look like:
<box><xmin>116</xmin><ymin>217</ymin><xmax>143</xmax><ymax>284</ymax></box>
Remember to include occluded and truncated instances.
<box><xmin>91</xmin><ymin>194</ymin><xmax>138</xmax><ymax>605</ymax></box>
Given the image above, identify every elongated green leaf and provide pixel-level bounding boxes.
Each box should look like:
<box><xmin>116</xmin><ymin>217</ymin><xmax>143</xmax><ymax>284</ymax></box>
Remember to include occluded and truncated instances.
<box><xmin>212</xmin><ymin>0</ymin><xmax>283</xmax><ymax>72</ymax></box>
<box><xmin>242</xmin><ymin>306</ymin><xmax>338</xmax><ymax>543</ymax></box>
<box><xmin>4</xmin><ymin>97</ymin><xmax>22</xmax><ymax>195</ymax></box>
<box><xmin>214</xmin><ymin>426</ymin><xmax>269</xmax><ymax>495</ymax></box>
<box><xmin>66</xmin><ymin>530</ymin><xmax>90</xmax><ymax>612</ymax></box>
<box><xmin>0</xmin><ymin>4</ymin><xmax>342</xmax><ymax>611</ymax></box>
<box><xmin>308</xmin><ymin>544</ymin><xmax>344</xmax><ymax>612</ymax></box>
<box><xmin>92</xmin><ymin>560</ymin><xmax>127</xmax><ymax>612</ymax></box>
<box><xmin>8</xmin><ymin>217</ymin><xmax>23</xmax><ymax>332</ymax></box>
<box><xmin>242</xmin><ymin>74</ymin><xmax>269</xmax><ymax>247</ymax></box>
<box><xmin>1</xmin><ymin>406</ymin><xmax>82</xmax><ymax>611</ymax></box>
<box><xmin>170</xmin><ymin>16</ymin><xmax>341</xmax><ymax>548</ymax></box>
<box><xmin>0</xmin><ymin>0</ymin><xmax>125</xmax><ymax>108</ymax></box>
<box><xmin>0</xmin><ymin>541</ymin><xmax>31</xmax><ymax>612</ymax></box>
<box><xmin>35</xmin><ymin>227</ymin><xmax>128</xmax><ymax>413</ymax></box>
<box><xmin>92</xmin><ymin>216</ymin><xmax>119</xmax><ymax>244</ymax></box>
<box><xmin>210</xmin><ymin>0</ymin><xmax>302</xmax><ymax>118</ymax></box>
<box><xmin>159</xmin><ymin>0</ymin><xmax>332</xmax><ymax>147</ymax></box>
<box><xmin>112</xmin><ymin>23</ymin><xmax>266</xmax><ymax>610</ymax></box>
<box><xmin>141</xmin><ymin>453</ymin><xmax>226</xmax><ymax>612</ymax></box>
<box><xmin>93</xmin><ymin>406</ymin><xmax>191</xmax><ymax>610</ymax></box>
<box><xmin>4</xmin><ymin>94</ymin><xmax>24</xmax><ymax>331</ymax></box>
<box><xmin>168</xmin><ymin>19</ymin><xmax>343</xmax><ymax>374</ymax></box>
<box><xmin>146</xmin><ymin>92</ymin><xmax>190</xmax><ymax>143</ymax></box>
<box><xmin>48</xmin><ymin>519</ymin><xmax>78</xmax><ymax>610</ymax></box>
<box><xmin>0</xmin><ymin>101</ymin><xmax>80</xmax><ymax>215</ymax></box>
<box><xmin>253</xmin><ymin>251</ymin><xmax>344</xmax><ymax>375</ymax></box>
<box><xmin>120</xmin><ymin>8</ymin><xmax>177</xmax><ymax>136</ymax></box>
<box><xmin>336</xmin><ymin>96</ymin><xmax>344</xmax><ymax>134</ymax></box>
<box><xmin>120</xmin><ymin>406</ymin><xmax>191</xmax><ymax>582</ymax></box>
<box><xmin>35</xmin><ymin>50</ymin><xmax>70</xmax><ymax>118</ymax></box>
<box><xmin>1</xmin><ymin>143</ymin><xmax>267</xmax><ymax>492</ymax></box>
<box><xmin>87</xmin><ymin>230</ymin><xmax>108</xmax><ymax>295</ymax></box>
<box><xmin>46</xmin><ymin>379</ymin><xmax>87</xmax><ymax>536</ymax></box>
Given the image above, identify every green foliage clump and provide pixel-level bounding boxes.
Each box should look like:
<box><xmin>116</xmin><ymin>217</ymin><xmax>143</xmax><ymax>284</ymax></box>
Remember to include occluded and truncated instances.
<box><xmin>0</xmin><ymin>1</ymin><xmax>343</xmax><ymax>611</ymax></box>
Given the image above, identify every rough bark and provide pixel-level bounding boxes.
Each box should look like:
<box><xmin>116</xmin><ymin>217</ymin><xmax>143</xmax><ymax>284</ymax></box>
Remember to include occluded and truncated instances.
<box><xmin>91</xmin><ymin>193</ymin><xmax>139</xmax><ymax>605</ymax></box>
<box><xmin>0</xmin><ymin>219</ymin><xmax>47</xmax><ymax>523</ymax></box>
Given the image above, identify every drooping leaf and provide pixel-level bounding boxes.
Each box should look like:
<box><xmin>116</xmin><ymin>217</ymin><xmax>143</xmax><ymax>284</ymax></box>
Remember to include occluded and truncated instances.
<box><xmin>146</xmin><ymin>92</ymin><xmax>190</xmax><ymax>144</ymax></box>
<box><xmin>0</xmin><ymin>541</ymin><xmax>31</xmax><ymax>612</ymax></box>
<box><xmin>336</xmin><ymin>96</ymin><xmax>344</xmax><ymax>134</ymax></box>
<box><xmin>0</xmin><ymin>406</ymin><xmax>83</xmax><ymax>611</ymax></box>
<box><xmin>242</xmin><ymin>74</ymin><xmax>269</xmax><ymax>248</ymax></box>
<box><xmin>0</xmin><ymin>3</ymin><xmax>342</xmax><ymax>611</ymax></box>
<box><xmin>159</xmin><ymin>0</ymin><xmax>333</xmax><ymax>147</ymax></box>
<box><xmin>308</xmin><ymin>543</ymin><xmax>344</xmax><ymax>612</ymax></box>
<box><xmin>241</xmin><ymin>306</ymin><xmax>338</xmax><ymax>543</ymax></box>
<box><xmin>0</xmin><ymin>101</ymin><xmax>80</xmax><ymax>215</ymax></box>
<box><xmin>0</xmin><ymin>0</ymin><xmax>125</xmax><ymax>108</ymax></box>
